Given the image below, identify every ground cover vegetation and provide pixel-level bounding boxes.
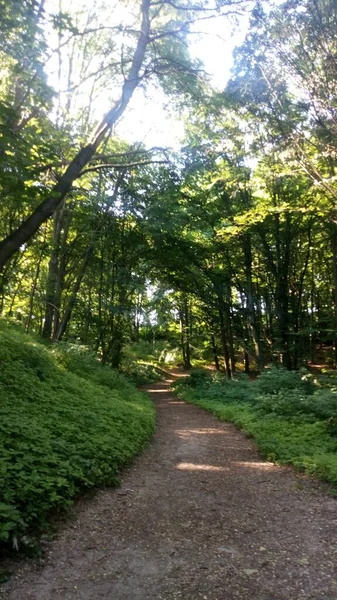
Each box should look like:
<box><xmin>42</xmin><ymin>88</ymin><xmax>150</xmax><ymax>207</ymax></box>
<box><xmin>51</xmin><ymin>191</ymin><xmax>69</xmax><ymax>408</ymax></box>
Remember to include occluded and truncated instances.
<box><xmin>174</xmin><ymin>366</ymin><xmax>337</xmax><ymax>487</ymax></box>
<box><xmin>0</xmin><ymin>322</ymin><xmax>155</xmax><ymax>550</ymax></box>
<box><xmin>2</xmin><ymin>0</ymin><xmax>337</xmax><ymax>548</ymax></box>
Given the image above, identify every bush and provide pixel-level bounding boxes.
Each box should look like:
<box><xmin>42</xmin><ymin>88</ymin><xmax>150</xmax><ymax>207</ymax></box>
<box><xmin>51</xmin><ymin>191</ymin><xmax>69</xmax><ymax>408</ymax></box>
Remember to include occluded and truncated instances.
<box><xmin>255</xmin><ymin>366</ymin><xmax>315</xmax><ymax>395</ymax></box>
<box><xmin>0</xmin><ymin>322</ymin><xmax>155</xmax><ymax>548</ymax></box>
<box><xmin>121</xmin><ymin>358</ymin><xmax>162</xmax><ymax>386</ymax></box>
<box><xmin>178</xmin><ymin>367</ymin><xmax>212</xmax><ymax>388</ymax></box>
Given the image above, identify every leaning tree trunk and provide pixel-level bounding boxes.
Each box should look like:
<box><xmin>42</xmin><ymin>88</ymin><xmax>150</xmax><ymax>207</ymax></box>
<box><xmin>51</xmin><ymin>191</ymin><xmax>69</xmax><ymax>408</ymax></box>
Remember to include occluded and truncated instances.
<box><xmin>0</xmin><ymin>0</ymin><xmax>151</xmax><ymax>271</ymax></box>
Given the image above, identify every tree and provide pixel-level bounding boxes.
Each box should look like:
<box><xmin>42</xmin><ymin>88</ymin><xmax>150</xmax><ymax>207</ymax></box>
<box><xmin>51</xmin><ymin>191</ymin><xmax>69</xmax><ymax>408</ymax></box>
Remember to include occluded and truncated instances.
<box><xmin>0</xmin><ymin>0</ymin><xmax>237</xmax><ymax>271</ymax></box>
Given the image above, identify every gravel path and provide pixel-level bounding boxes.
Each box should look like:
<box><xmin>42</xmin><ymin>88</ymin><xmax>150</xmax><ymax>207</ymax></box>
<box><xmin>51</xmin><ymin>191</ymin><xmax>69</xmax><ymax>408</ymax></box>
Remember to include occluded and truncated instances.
<box><xmin>1</xmin><ymin>374</ymin><xmax>337</xmax><ymax>599</ymax></box>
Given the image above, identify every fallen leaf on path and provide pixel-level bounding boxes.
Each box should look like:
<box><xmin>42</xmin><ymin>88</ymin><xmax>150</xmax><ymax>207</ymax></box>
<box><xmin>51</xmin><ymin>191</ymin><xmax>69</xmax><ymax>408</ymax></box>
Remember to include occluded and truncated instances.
<box><xmin>243</xmin><ymin>569</ymin><xmax>258</xmax><ymax>575</ymax></box>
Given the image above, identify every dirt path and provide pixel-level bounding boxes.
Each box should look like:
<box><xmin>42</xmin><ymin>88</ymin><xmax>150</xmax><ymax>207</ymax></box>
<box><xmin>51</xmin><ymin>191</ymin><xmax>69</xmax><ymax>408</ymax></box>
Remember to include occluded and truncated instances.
<box><xmin>2</xmin><ymin>375</ymin><xmax>337</xmax><ymax>599</ymax></box>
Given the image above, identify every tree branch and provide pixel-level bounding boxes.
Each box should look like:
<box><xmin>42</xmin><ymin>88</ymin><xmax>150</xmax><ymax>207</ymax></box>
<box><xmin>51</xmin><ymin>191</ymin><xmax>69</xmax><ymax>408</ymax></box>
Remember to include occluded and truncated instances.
<box><xmin>79</xmin><ymin>159</ymin><xmax>169</xmax><ymax>177</ymax></box>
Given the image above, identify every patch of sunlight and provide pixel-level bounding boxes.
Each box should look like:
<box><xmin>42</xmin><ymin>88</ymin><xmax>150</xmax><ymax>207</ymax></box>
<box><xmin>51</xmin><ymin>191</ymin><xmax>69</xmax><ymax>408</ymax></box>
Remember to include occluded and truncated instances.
<box><xmin>176</xmin><ymin>462</ymin><xmax>229</xmax><ymax>472</ymax></box>
<box><xmin>146</xmin><ymin>388</ymin><xmax>169</xmax><ymax>393</ymax></box>
<box><xmin>172</xmin><ymin>372</ymin><xmax>190</xmax><ymax>378</ymax></box>
<box><xmin>167</xmin><ymin>401</ymin><xmax>186</xmax><ymax>405</ymax></box>
<box><xmin>175</xmin><ymin>428</ymin><xmax>226</xmax><ymax>436</ymax></box>
<box><xmin>232</xmin><ymin>461</ymin><xmax>275</xmax><ymax>470</ymax></box>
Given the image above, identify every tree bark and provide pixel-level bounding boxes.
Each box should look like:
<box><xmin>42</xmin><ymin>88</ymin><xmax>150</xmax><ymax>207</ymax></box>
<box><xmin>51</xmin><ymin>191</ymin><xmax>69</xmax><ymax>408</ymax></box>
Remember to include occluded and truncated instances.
<box><xmin>26</xmin><ymin>240</ymin><xmax>46</xmax><ymax>332</ymax></box>
<box><xmin>243</xmin><ymin>234</ymin><xmax>265</xmax><ymax>371</ymax></box>
<box><xmin>331</xmin><ymin>222</ymin><xmax>337</xmax><ymax>367</ymax></box>
<box><xmin>54</xmin><ymin>246</ymin><xmax>92</xmax><ymax>341</ymax></box>
<box><xmin>42</xmin><ymin>200</ymin><xmax>66</xmax><ymax>338</ymax></box>
<box><xmin>225</xmin><ymin>279</ymin><xmax>236</xmax><ymax>374</ymax></box>
<box><xmin>210</xmin><ymin>333</ymin><xmax>220</xmax><ymax>371</ymax></box>
<box><xmin>179</xmin><ymin>295</ymin><xmax>191</xmax><ymax>370</ymax></box>
<box><xmin>275</xmin><ymin>213</ymin><xmax>292</xmax><ymax>369</ymax></box>
<box><xmin>52</xmin><ymin>203</ymin><xmax>73</xmax><ymax>338</ymax></box>
<box><xmin>218</xmin><ymin>296</ymin><xmax>231</xmax><ymax>379</ymax></box>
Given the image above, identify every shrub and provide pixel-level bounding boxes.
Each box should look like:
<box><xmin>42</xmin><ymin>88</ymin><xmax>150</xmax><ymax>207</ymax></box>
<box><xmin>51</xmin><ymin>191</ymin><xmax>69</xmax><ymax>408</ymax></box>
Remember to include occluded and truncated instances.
<box><xmin>180</xmin><ymin>367</ymin><xmax>212</xmax><ymax>388</ymax></box>
<box><xmin>121</xmin><ymin>359</ymin><xmax>162</xmax><ymax>385</ymax></box>
<box><xmin>256</xmin><ymin>366</ymin><xmax>315</xmax><ymax>395</ymax></box>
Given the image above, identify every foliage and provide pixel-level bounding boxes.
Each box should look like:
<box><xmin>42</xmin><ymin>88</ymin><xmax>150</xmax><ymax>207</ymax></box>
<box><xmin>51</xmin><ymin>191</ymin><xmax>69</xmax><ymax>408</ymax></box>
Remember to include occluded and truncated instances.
<box><xmin>0</xmin><ymin>322</ymin><xmax>155</xmax><ymax>549</ymax></box>
<box><xmin>174</xmin><ymin>367</ymin><xmax>337</xmax><ymax>487</ymax></box>
<box><xmin>121</xmin><ymin>358</ymin><xmax>162</xmax><ymax>386</ymax></box>
<box><xmin>180</xmin><ymin>367</ymin><xmax>212</xmax><ymax>387</ymax></box>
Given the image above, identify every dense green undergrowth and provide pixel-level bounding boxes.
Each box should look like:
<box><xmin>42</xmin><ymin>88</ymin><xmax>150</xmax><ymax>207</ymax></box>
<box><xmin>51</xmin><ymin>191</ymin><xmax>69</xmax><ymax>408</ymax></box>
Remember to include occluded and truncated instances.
<box><xmin>0</xmin><ymin>323</ymin><xmax>155</xmax><ymax>550</ymax></box>
<box><xmin>174</xmin><ymin>367</ymin><xmax>337</xmax><ymax>487</ymax></box>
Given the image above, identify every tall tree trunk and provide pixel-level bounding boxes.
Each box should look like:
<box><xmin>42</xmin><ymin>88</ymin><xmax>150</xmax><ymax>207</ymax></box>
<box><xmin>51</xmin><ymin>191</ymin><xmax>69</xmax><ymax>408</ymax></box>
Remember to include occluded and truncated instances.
<box><xmin>96</xmin><ymin>248</ymin><xmax>106</xmax><ymax>354</ymax></box>
<box><xmin>244</xmin><ymin>348</ymin><xmax>250</xmax><ymax>374</ymax></box>
<box><xmin>274</xmin><ymin>213</ymin><xmax>292</xmax><ymax>369</ymax></box>
<box><xmin>275</xmin><ymin>278</ymin><xmax>291</xmax><ymax>369</ymax></box>
<box><xmin>42</xmin><ymin>200</ymin><xmax>66</xmax><ymax>338</ymax></box>
<box><xmin>243</xmin><ymin>234</ymin><xmax>265</xmax><ymax>371</ymax></box>
<box><xmin>52</xmin><ymin>204</ymin><xmax>73</xmax><ymax>338</ymax></box>
<box><xmin>331</xmin><ymin>222</ymin><xmax>337</xmax><ymax>367</ymax></box>
<box><xmin>83</xmin><ymin>284</ymin><xmax>92</xmax><ymax>345</ymax></box>
<box><xmin>183</xmin><ymin>295</ymin><xmax>191</xmax><ymax>369</ymax></box>
<box><xmin>179</xmin><ymin>296</ymin><xmax>191</xmax><ymax>370</ymax></box>
<box><xmin>179</xmin><ymin>310</ymin><xmax>186</xmax><ymax>367</ymax></box>
<box><xmin>225</xmin><ymin>279</ymin><xmax>236</xmax><ymax>374</ymax></box>
<box><xmin>134</xmin><ymin>293</ymin><xmax>142</xmax><ymax>342</ymax></box>
<box><xmin>26</xmin><ymin>240</ymin><xmax>46</xmax><ymax>332</ymax></box>
<box><xmin>218</xmin><ymin>296</ymin><xmax>231</xmax><ymax>379</ymax></box>
<box><xmin>309</xmin><ymin>253</ymin><xmax>315</xmax><ymax>364</ymax></box>
<box><xmin>210</xmin><ymin>333</ymin><xmax>220</xmax><ymax>371</ymax></box>
<box><xmin>292</xmin><ymin>227</ymin><xmax>312</xmax><ymax>369</ymax></box>
<box><xmin>54</xmin><ymin>246</ymin><xmax>92</xmax><ymax>341</ymax></box>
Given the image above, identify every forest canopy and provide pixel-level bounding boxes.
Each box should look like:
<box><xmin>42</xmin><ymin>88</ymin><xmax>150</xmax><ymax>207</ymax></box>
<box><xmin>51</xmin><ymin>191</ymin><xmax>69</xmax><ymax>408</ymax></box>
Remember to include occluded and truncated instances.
<box><xmin>0</xmin><ymin>0</ymin><xmax>336</xmax><ymax>374</ymax></box>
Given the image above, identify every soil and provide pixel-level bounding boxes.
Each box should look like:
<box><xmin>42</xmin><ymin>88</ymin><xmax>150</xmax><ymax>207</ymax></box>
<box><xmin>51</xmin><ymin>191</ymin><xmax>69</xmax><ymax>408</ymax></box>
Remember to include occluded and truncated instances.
<box><xmin>1</xmin><ymin>372</ymin><xmax>337</xmax><ymax>599</ymax></box>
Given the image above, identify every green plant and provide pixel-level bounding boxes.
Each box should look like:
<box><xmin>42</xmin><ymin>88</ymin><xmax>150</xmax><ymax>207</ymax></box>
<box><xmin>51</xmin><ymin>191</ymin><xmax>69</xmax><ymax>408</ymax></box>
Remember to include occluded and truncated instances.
<box><xmin>256</xmin><ymin>367</ymin><xmax>315</xmax><ymax>395</ymax></box>
<box><xmin>0</xmin><ymin>322</ymin><xmax>155</xmax><ymax>549</ymax></box>
<box><xmin>121</xmin><ymin>360</ymin><xmax>162</xmax><ymax>385</ymax></box>
<box><xmin>178</xmin><ymin>367</ymin><xmax>211</xmax><ymax>388</ymax></box>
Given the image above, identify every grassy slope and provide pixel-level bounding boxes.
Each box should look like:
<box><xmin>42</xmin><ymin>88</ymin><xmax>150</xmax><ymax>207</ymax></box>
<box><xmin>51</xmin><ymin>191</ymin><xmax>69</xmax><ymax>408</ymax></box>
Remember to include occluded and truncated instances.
<box><xmin>0</xmin><ymin>323</ymin><xmax>155</xmax><ymax>548</ymax></box>
<box><xmin>174</xmin><ymin>368</ymin><xmax>337</xmax><ymax>488</ymax></box>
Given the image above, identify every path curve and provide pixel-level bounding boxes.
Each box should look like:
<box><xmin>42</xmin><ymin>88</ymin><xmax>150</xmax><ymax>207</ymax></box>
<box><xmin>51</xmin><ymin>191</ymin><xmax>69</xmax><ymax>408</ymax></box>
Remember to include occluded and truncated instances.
<box><xmin>2</xmin><ymin>375</ymin><xmax>337</xmax><ymax>599</ymax></box>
